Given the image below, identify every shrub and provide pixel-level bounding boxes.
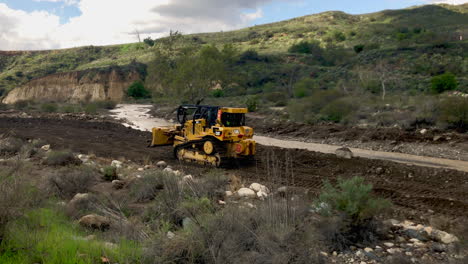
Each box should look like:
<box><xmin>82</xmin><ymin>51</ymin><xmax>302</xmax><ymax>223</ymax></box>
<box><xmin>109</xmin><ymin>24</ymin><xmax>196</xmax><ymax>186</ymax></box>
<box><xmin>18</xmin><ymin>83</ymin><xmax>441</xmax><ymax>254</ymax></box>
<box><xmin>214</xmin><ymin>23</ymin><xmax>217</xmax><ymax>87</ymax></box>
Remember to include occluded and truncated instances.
<box><xmin>13</xmin><ymin>100</ymin><xmax>30</xmax><ymax>110</ymax></box>
<box><xmin>143</xmin><ymin>37</ymin><xmax>155</xmax><ymax>47</ymax></box>
<box><xmin>320</xmin><ymin>99</ymin><xmax>357</xmax><ymax>123</ymax></box>
<box><xmin>40</xmin><ymin>102</ymin><xmax>58</xmax><ymax>113</ymax></box>
<box><xmin>145</xmin><ymin>198</ymin><xmax>313</xmax><ymax>263</ymax></box>
<box><xmin>431</xmin><ymin>73</ymin><xmax>457</xmax><ymax>94</ymax></box>
<box><xmin>95</xmin><ymin>100</ymin><xmax>117</xmax><ymax>110</ymax></box>
<box><xmin>354</xmin><ymin>44</ymin><xmax>365</xmax><ymax>54</ymax></box>
<box><xmin>0</xmin><ymin>165</ymin><xmax>40</xmax><ymax>239</ymax></box>
<box><xmin>102</xmin><ymin>166</ymin><xmax>118</xmax><ymax>181</ymax></box>
<box><xmin>289</xmin><ymin>41</ymin><xmax>317</xmax><ymax>54</ymax></box>
<box><xmin>130</xmin><ymin>172</ymin><xmax>164</xmax><ymax>202</ymax></box>
<box><xmin>239</xmin><ymin>49</ymin><xmax>261</xmax><ymax>62</ymax></box>
<box><xmin>46</xmin><ymin>167</ymin><xmax>97</xmax><ymax>199</ymax></box>
<box><xmin>61</xmin><ymin>104</ymin><xmax>76</xmax><ymax>113</ymax></box>
<box><xmin>333</xmin><ymin>31</ymin><xmax>346</xmax><ymax>42</ymax></box>
<box><xmin>438</xmin><ymin>97</ymin><xmax>468</xmax><ymax>131</ymax></box>
<box><xmin>44</xmin><ymin>150</ymin><xmax>81</xmax><ymax>167</ymax></box>
<box><xmin>314</xmin><ymin>177</ymin><xmax>391</xmax><ymax>250</ymax></box>
<box><xmin>0</xmin><ymin>137</ymin><xmax>23</xmax><ymax>155</ymax></box>
<box><xmin>127</xmin><ymin>81</ymin><xmax>151</xmax><ymax>99</ymax></box>
<box><xmin>245</xmin><ymin>96</ymin><xmax>258</xmax><ymax>112</ymax></box>
<box><xmin>0</xmin><ymin>208</ymin><xmax>142</xmax><ymax>263</ymax></box>
<box><xmin>212</xmin><ymin>90</ymin><xmax>224</xmax><ymax>98</ymax></box>
<box><xmin>84</xmin><ymin>103</ymin><xmax>98</xmax><ymax>114</ymax></box>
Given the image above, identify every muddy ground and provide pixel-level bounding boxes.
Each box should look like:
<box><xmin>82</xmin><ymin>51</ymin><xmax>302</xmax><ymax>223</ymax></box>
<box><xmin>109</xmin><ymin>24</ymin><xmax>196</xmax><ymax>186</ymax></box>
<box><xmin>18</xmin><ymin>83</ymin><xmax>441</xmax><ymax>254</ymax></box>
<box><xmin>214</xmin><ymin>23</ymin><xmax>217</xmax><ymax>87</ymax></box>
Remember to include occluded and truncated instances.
<box><xmin>1</xmin><ymin>117</ymin><xmax>467</xmax><ymax>224</ymax></box>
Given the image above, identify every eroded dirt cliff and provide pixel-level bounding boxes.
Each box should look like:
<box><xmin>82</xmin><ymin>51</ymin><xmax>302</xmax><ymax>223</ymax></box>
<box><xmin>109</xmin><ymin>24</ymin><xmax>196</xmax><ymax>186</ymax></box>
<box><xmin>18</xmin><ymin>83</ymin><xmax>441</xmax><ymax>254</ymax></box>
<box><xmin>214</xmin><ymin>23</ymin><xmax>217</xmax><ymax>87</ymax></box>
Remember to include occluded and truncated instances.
<box><xmin>2</xmin><ymin>66</ymin><xmax>143</xmax><ymax>104</ymax></box>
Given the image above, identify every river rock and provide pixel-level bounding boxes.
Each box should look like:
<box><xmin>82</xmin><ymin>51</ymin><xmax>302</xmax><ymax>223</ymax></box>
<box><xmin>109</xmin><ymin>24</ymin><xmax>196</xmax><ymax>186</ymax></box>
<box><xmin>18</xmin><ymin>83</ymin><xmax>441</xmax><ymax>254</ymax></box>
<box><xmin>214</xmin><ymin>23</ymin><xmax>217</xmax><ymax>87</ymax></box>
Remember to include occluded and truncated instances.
<box><xmin>41</xmin><ymin>144</ymin><xmax>51</xmax><ymax>151</ymax></box>
<box><xmin>257</xmin><ymin>190</ymin><xmax>268</xmax><ymax>200</ymax></box>
<box><xmin>335</xmin><ymin>147</ymin><xmax>353</xmax><ymax>159</ymax></box>
<box><xmin>237</xmin><ymin>188</ymin><xmax>256</xmax><ymax>199</ymax></box>
<box><xmin>156</xmin><ymin>161</ymin><xmax>167</xmax><ymax>168</ymax></box>
<box><xmin>430</xmin><ymin>229</ymin><xmax>459</xmax><ymax>244</ymax></box>
<box><xmin>112</xmin><ymin>180</ymin><xmax>126</xmax><ymax>189</ymax></box>
<box><xmin>249</xmin><ymin>183</ymin><xmax>270</xmax><ymax>193</ymax></box>
<box><xmin>111</xmin><ymin>160</ymin><xmax>123</xmax><ymax>168</ymax></box>
<box><xmin>78</xmin><ymin>214</ymin><xmax>111</xmax><ymax>230</ymax></box>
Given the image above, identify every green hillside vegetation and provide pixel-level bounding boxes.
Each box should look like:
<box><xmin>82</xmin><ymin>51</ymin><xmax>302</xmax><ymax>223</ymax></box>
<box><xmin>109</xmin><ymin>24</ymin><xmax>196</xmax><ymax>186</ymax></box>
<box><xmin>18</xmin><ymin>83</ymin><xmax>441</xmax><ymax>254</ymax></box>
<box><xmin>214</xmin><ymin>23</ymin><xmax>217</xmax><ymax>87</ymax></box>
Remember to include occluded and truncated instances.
<box><xmin>1</xmin><ymin>3</ymin><xmax>467</xmax><ymax>129</ymax></box>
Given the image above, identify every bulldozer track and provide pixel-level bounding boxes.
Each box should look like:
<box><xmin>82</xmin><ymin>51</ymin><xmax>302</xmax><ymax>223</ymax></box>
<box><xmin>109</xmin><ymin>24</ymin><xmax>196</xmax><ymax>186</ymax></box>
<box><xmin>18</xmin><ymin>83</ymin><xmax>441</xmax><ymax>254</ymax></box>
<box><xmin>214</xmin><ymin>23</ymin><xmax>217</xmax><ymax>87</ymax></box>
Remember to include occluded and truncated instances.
<box><xmin>0</xmin><ymin>117</ymin><xmax>467</xmax><ymax>221</ymax></box>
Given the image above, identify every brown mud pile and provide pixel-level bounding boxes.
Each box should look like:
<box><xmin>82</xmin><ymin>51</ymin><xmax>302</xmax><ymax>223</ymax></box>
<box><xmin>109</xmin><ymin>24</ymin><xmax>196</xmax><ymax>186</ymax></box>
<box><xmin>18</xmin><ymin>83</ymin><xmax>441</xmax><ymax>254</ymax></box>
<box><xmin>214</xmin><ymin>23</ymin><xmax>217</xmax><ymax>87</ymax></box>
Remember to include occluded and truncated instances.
<box><xmin>1</xmin><ymin>117</ymin><xmax>467</xmax><ymax>221</ymax></box>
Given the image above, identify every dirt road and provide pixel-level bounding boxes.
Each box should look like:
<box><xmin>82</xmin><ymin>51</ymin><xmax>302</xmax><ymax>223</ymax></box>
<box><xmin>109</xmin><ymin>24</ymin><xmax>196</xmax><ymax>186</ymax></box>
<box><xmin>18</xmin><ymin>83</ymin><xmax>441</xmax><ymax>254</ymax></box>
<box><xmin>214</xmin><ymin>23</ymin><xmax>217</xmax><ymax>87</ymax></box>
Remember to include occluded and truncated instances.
<box><xmin>112</xmin><ymin>104</ymin><xmax>468</xmax><ymax>172</ymax></box>
<box><xmin>1</xmin><ymin>114</ymin><xmax>467</xmax><ymax>221</ymax></box>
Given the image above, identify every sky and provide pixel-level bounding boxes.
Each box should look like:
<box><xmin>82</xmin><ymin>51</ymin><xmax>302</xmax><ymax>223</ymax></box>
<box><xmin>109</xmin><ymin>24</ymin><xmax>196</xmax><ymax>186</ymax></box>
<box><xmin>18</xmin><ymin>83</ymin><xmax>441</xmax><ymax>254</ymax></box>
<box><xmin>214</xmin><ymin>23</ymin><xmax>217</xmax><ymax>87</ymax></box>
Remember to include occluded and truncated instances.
<box><xmin>0</xmin><ymin>0</ymin><xmax>466</xmax><ymax>50</ymax></box>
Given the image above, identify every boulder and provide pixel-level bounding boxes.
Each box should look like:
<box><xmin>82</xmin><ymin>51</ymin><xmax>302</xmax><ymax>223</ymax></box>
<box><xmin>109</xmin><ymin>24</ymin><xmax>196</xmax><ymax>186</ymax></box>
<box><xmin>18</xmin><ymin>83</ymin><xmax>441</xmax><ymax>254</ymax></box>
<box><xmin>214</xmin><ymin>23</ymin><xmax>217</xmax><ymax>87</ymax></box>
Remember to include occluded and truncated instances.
<box><xmin>163</xmin><ymin>167</ymin><xmax>174</xmax><ymax>173</ymax></box>
<box><xmin>420</xmin><ymin>129</ymin><xmax>428</xmax><ymax>135</ymax></box>
<box><xmin>183</xmin><ymin>175</ymin><xmax>194</xmax><ymax>182</ymax></box>
<box><xmin>404</xmin><ymin>229</ymin><xmax>430</xmax><ymax>242</ymax></box>
<box><xmin>156</xmin><ymin>161</ymin><xmax>167</xmax><ymax>168</ymax></box>
<box><xmin>257</xmin><ymin>191</ymin><xmax>268</xmax><ymax>200</ymax></box>
<box><xmin>111</xmin><ymin>160</ymin><xmax>123</xmax><ymax>168</ymax></box>
<box><xmin>69</xmin><ymin>193</ymin><xmax>90</xmax><ymax>204</ymax></box>
<box><xmin>41</xmin><ymin>144</ymin><xmax>51</xmax><ymax>151</ymax></box>
<box><xmin>249</xmin><ymin>183</ymin><xmax>270</xmax><ymax>194</ymax></box>
<box><xmin>430</xmin><ymin>229</ymin><xmax>459</xmax><ymax>244</ymax></box>
<box><xmin>335</xmin><ymin>147</ymin><xmax>353</xmax><ymax>159</ymax></box>
<box><xmin>167</xmin><ymin>231</ymin><xmax>175</xmax><ymax>239</ymax></box>
<box><xmin>237</xmin><ymin>188</ymin><xmax>256</xmax><ymax>199</ymax></box>
<box><xmin>225</xmin><ymin>191</ymin><xmax>233</xmax><ymax>197</ymax></box>
<box><xmin>112</xmin><ymin>180</ymin><xmax>126</xmax><ymax>189</ymax></box>
<box><xmin>78</xmin><ymin>214</ymin><xmax>111</xmax><ymax>230</ymax></box>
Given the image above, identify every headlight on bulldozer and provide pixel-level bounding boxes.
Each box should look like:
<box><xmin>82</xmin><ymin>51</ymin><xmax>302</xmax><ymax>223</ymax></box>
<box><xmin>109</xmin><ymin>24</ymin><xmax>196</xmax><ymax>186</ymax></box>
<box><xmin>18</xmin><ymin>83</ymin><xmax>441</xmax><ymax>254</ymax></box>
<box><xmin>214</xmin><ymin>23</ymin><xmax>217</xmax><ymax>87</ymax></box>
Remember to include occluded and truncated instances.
<box><xmin>233</xmin><ymin>129</ymin><xmax>240</xmax><ymax>134</ymax></box>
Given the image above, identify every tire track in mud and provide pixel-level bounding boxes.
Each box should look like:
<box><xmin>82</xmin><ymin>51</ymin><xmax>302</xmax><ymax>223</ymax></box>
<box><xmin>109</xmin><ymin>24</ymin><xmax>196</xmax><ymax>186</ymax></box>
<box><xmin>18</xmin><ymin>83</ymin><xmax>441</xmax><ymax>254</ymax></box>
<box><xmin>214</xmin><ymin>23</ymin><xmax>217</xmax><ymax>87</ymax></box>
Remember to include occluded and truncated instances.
<box><xmin>1</xmin><ymin>117</ymin><xmax>467</xmax><ymax>220</ymax></box>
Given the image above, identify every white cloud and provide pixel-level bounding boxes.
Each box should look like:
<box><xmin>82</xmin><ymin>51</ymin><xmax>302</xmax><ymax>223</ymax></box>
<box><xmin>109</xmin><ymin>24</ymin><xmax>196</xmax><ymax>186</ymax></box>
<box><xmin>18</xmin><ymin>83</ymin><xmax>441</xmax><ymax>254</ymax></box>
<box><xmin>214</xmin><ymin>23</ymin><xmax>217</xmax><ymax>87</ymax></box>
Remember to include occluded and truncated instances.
<box><xmin>1</xmin><ymin>0</ymin><xmax>289</xmax><ymax>50</ymax></box>
<box><xmin>0</xmin><ymin>3</ymin><xmax>61</xmax><ymax>50</ymax></box>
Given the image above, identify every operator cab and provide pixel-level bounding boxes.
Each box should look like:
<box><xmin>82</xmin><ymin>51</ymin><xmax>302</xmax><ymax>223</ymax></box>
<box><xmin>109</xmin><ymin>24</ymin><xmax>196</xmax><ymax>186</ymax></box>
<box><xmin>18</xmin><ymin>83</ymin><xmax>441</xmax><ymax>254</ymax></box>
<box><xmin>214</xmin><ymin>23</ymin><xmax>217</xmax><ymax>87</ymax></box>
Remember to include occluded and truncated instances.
<box><xmin>177</xmin><ymin>105</ymin><xmax>247</xmax><ymax>128</ymax></box>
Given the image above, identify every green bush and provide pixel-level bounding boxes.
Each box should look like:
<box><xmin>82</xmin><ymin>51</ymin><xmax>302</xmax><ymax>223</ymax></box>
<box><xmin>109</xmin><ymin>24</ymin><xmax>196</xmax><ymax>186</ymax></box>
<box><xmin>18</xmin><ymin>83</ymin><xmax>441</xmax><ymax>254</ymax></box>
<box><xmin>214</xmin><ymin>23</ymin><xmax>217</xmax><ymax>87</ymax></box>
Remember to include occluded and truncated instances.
<box><xmin>245</xmin><ymin>96</ymin><xmax>258</xmax><ymax>112</ymax></box>
<box><xmin>127</xmin><ymin>81</ymin><xmax>151</xmax><ymax>99</ymax></box>
<box><xmin>333</xmin><ymin>31</ymin><xmax>346</xmax><ymax>42</ymax></box>
<box><xmin>314</xmin><ymin>177</ymin><xmax>391</xmax><ymax>250</ymax></box>
<box><xmin>40</xmin><ymin>103</ymin><xmax>58</xmax><ymax>113</ymax></box>
<box><xmin>84</xmin><ymin>103</ymin><xmax>97</xmax><ymax>114</ymax></box>
<box><xmin>44</xmin><ymin>151</ymin><xmax>81</xmax><ymax>167</ymax></box>
<box><xmin>288</xmin><ymin>40</ymin><xmax>321</xmax><ymax>54</ymax></box>
<box><xmin>46</xmin><ymin>167</ymin><xmax>97</xmax><ymax>199</ymax></box>
<box><xmin>212</xmin><ymin>90</ymin><xmax>224</xmax><ymax>98</ymax></box>
<box><xmin>316</xmin><ymin>176</ymin><xmax>391</xmax><ymax>222</ymax></box>
<box><xmin>61</xmin><ymin>105</ymin><xmax>76</xmax><ymax>113</ymax></box>
<box><xmin>353</xmin><ymin>44</ymin><xmax>365</xmax><ymax>54</ymax></box>
<box><xmin>320</xmin><ymin>99</ymin><xmax>357</xmax><ymax>123</ymax></box>
<box><xmin>102</xmin><ymin>166</ymin><xmax>118</xmax><ymax>181</ymax></box>
<box><xmin>130</xmin><ymin>172</ymin><xmax>165</xmax><ymax>202</ymax></box>
<box><xmin>0</xmin><ymin>208</ymin><xmax>141</xmax><ymax>263</ymax></box>
<box><xmin>95</xmin><ymin>100</ymin><xmax>117</xmax><ymax>110</ymax></box>
<box><xmin>431</xmin><ymin>73</ymin><xmax>457</xmax><ymax>94</ymax></box>
<box><xmin>13</xmin><ymin>100</ymin><xmax>30</xmax><ymax>110</ymax></box>
<box><xmin>438</xmin><ymin>97</ymin><xmax>468</xmax><ymax>131</ymax></box>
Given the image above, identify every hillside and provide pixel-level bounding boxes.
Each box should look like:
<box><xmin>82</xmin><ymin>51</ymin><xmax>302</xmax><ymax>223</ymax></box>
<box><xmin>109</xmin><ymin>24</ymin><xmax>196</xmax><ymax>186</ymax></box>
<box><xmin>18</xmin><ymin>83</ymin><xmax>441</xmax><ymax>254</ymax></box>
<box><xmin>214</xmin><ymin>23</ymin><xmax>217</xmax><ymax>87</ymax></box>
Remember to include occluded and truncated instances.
<box><xmin>0</xmin><ymin>4</ymin><xmax>466</xmax><ymax>94</ymax></box>
<box><xmin>1</xmin><ymin>3</ymin><xmax>467</xmax><ymax>130</ymax></box>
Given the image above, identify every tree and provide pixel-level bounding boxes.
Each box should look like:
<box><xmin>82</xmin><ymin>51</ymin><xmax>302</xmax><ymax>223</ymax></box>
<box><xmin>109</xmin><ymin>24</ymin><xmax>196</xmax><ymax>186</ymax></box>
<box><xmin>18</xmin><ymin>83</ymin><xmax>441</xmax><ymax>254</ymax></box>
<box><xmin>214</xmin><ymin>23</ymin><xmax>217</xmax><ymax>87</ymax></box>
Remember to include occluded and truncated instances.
<box><xmin>127</xmin><ymin>81</ymin><xmax>151</xmax><ymax>99</ymax></box>
<box><xmin>143</xmin><ymin>37</ymin><xmax>155</xmax><ymax>47</ymax></box>
<box><xmin>170</xmin><ymin>45</ymin><xmax>230</xmax><ymax>103</ymax></box>
<box><xmin>431</xmin><ymin>73</ymin><xmax>457</xmax><ymax>94</ymax></box>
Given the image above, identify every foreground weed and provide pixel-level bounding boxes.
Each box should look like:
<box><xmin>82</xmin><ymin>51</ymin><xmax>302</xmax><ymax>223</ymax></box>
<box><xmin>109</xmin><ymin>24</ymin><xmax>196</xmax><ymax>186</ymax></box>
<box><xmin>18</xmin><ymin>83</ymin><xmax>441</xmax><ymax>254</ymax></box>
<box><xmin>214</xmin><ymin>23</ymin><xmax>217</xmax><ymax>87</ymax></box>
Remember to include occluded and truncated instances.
<box><xmin>0</xmin><ymin>208</ymin><xmax>141</xmax><ymax>264</ymax></box>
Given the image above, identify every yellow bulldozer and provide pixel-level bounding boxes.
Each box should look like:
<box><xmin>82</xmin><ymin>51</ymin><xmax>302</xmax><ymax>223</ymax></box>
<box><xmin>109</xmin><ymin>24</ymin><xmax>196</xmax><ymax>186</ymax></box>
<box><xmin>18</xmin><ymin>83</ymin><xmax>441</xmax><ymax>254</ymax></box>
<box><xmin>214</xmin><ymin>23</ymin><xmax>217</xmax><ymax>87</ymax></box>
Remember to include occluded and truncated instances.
<box><xmin>150</xmin><ymin>105</ymin><xmax>256</xmax><ymax>167</ymax></box>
